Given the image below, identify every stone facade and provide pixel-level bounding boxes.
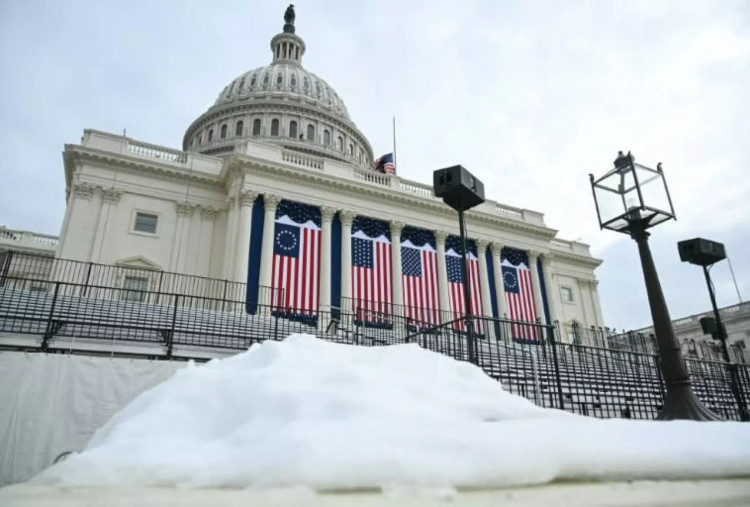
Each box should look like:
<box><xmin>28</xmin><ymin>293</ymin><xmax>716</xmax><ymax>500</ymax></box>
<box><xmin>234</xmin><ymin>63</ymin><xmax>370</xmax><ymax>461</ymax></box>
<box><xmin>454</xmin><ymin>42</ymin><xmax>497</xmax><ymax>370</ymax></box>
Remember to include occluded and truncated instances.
<box><xmin>48</xmin><ymin>10</ymin><xmax>604</xmax><ymax>339</ymax></box>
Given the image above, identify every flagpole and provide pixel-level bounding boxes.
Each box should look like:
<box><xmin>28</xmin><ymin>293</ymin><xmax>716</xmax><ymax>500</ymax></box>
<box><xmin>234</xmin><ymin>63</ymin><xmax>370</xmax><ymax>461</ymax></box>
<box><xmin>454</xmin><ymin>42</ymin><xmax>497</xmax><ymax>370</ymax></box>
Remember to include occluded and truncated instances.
<box><xmin>392</xmin><ymin>116</ymin><xmax>397</xmax><ymax>170</ymax></box>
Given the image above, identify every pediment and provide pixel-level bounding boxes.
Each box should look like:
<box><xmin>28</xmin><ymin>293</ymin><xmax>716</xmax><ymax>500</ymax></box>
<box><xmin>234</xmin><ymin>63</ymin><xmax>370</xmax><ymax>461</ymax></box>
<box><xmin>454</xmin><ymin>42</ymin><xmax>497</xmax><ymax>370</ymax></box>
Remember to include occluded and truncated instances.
<box><xmin>115</xmin><ymin>255</ymin><xmax>161</xmax><ymax>270</ymax></box>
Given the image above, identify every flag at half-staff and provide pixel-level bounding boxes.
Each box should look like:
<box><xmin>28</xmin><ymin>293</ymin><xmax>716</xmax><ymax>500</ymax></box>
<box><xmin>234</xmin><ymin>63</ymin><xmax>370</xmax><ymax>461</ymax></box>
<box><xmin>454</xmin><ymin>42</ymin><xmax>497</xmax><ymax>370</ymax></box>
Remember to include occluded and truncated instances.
<box><xmin>373</xmin><ymin>153</ymin><xmax>396</xmax><ymax>174</ymax></box>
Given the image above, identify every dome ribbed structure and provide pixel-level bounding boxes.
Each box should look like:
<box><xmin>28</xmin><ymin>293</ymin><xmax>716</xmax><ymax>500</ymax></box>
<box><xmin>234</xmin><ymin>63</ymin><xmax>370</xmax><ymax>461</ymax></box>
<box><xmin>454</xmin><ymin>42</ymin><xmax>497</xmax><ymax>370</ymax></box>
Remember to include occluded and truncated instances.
<box><xmin>183</xmin><ymin>6</ymin><xmax>372</xmax><ymax>168</ymax></box>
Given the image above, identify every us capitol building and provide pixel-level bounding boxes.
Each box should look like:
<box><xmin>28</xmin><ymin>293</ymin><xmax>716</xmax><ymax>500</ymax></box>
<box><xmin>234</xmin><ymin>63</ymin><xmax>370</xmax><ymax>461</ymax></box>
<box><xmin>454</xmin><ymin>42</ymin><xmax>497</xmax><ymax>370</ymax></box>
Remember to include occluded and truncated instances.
<box><xmin>1</xmin><ymin>7</ymin><xmax>604</xmax><ymax>340</ymax></box>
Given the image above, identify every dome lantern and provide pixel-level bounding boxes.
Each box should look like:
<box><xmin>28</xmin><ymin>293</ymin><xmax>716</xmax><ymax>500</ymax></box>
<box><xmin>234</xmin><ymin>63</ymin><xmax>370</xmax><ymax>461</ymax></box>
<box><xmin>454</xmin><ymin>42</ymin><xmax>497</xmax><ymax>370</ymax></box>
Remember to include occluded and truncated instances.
<box><xmin>272</xmin><ymin>4</ymin><xmax>305</xmax><ymax>65</ymax></box>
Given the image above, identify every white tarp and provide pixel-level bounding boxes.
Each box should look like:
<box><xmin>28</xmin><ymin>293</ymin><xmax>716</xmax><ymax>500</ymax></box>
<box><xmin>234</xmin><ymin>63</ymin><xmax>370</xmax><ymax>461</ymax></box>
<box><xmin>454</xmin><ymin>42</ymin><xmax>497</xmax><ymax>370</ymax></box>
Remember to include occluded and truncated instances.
<box><xmin>0</xmin><ymin>351</ymin><xmax>183</xmax><ymax>486</ymax></box>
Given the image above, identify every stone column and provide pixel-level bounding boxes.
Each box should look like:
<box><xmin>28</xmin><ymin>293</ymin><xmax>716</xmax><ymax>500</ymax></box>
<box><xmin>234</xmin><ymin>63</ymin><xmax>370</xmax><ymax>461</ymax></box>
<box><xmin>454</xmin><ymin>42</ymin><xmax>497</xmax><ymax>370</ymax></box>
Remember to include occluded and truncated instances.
<box><xmin>434</xmin><ymin>230</ymin><xmax>451</xmax><ymax>320</ymax></box>
<box><xmin>197</xmin><ymin>207</ymin><xmax>219</xmax><ymax>278</ymax></box>
<box><xmin>319</xmin><ymin>206</ymin><xmax>336</xmax><ymax>314</ymax></box>
<box><xmin>222</xmin><ymin>196</ymin><xmax>237</xmax><ymax>280</ymax></box>
<box><xmin>528</xmin><ymin>250</ymin><xmax>546</xmax><ymax>324</ymax></box>
<box><xmin>57</xmin><ymin>182</ymin><xmax>94</xmax><ymax>259</ymax></box>
<box><xmin>234</xmin><ymin>190</ymin><xmax>257</xmax><ymax>283</ymax></box>
<box><xmin>590</xmin><ymin>279</ymin><xmax>604</xmax><ymax>327</ymax></box>
<box><xmin>339</xmin><ymin>210</ymin><xmax>356</xmax><ymax>311</ymax></box>
<box><xmin>390</xmin><ymin>221</ymin><xmax>405</xmax><ymax>315</ymax></box>
<box><xmin>491</xmin><ymin>243</ymin><xmax>507</xmax><ymax>319</ymax></box>
<box><xmin>540</xmin><ymin>253</ymin><xmax>560</xmax><ymax>325</ymax></box>
<box><xmin>90</xmin><ymin>188</ymin><xmax>122</xmax><ymax>263</ymax></box>
<box><xmin>259</xmin><ymin>194</ymin><xmax>281</xmax><ymax>305</ymax></box>
<box><xmin>476</xmin><ymin>240</ymin><xmax>493</xmax><ymax>319</ymax></box>
<box><xmin>175</xmin><ymin>202</ymin><xmax>195</xmax><ymax>274</ymax></box>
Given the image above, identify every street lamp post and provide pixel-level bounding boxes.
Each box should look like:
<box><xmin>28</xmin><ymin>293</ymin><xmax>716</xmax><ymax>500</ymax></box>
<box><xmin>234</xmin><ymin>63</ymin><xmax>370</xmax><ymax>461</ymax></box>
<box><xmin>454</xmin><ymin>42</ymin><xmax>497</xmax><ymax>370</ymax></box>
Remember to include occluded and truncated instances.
<box><xmin>433</xmin><ymin>165</ymin><xmax>485</xmax><ymax>364</ymax></box>
<box><xmin>589</xmin><ymin>151</ymin><xmax>720</xmax><ymax>420</ymax></box>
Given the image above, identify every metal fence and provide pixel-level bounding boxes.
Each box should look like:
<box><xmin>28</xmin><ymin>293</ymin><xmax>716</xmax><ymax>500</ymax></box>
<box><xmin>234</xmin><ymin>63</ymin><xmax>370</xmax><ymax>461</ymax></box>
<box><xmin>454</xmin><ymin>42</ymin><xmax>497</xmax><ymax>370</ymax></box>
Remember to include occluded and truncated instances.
<box><xmin>1</xmin><ymin>250</ymin><xmax>748</xmax><ymax>421</ymax></box>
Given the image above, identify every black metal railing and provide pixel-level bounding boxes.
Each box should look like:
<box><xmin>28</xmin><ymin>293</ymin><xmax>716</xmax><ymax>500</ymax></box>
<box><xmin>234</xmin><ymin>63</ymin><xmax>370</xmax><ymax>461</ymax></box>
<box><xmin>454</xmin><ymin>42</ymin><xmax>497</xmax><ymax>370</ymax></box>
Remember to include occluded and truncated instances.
<box><xmin>1</xmin><ymin>250</ymin><xmax>748</xmax><ymax>421</ymax></box>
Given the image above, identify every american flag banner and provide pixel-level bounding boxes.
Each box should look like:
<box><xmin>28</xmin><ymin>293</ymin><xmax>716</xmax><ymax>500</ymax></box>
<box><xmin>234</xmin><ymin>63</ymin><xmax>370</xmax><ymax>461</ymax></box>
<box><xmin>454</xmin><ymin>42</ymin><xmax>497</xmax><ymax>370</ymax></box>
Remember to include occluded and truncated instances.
<box><xmin>501</xmin><ymin>248</ymin><xmax>539</xmax><ymax>341</ymax></box>
<box><xmin>445</xmin><ymin>236</ymin><xmax>484</xmax><ymax>333</ymax></box>
<box><xmin>271</xmin><ymin>200</ymin><xmax>321</xmax><ymax>318</ymax></box>
<box><xmin>400</xmin><ymin>227</ymin><xmax>440</xmax><ymax>327</ymax></box>
<box><xmin>373</xmin><ymin>153</ymin><xmax>396</xmax><ymax>174</ymax></box>
<box><xmin>351</xmin><ymin>216</ymin><xmax>392</xmax><ymax>324</ymax></box>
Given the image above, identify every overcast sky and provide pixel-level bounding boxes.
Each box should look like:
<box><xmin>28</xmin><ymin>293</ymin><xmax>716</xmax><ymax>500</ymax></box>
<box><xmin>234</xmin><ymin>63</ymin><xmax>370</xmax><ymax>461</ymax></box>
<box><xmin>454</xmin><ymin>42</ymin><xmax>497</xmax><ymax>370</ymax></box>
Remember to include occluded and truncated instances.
<box><xmin>1</xmin><ymin>0</ymin><xmax>748</xmax><ymax>330</ymax></box>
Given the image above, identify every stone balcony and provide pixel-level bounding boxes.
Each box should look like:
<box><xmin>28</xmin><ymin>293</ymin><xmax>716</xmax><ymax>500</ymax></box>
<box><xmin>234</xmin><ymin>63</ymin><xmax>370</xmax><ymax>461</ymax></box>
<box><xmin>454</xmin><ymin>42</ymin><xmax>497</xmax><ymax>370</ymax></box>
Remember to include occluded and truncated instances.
<box><xmin>0</xmin><ymin>227</ymin><xmax>58</xmax><ymax>255</ymax></box>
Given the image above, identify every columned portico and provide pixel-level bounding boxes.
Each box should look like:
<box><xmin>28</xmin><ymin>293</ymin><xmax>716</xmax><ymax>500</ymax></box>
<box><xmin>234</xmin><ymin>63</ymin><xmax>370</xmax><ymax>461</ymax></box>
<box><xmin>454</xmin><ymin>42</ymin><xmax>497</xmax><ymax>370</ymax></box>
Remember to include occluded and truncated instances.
<box><xmin>434</xmin><ymin>230</ymin><xmax>450</xmax><ymax>318</ymax></box>
<box><xmin>259</xmin><ymin>194</ymin><xmax>281</xmax><ymax>304</ymax></box>
<box><xmin>476</xmin><ymin>239</ymin><xmax>493</xmax><ymax>319</ymax></box>
<box><xmin>234</xmin><ymin>190</ymin><xmax>257</xmax><ymax>283</ymax></box>
<box><xmin>339</xmin><ymin>210</ymin><xmax>356</xmax><ymax>307</ymax></box>
<box><xmin>319</xmin><ymin>206</ymin><xmax>336</xmax><ymax>312</ymax></box>
<box><xmin>491</xmin><ymin>243</ymin><xmax>507</xmax><ymax>319</ymax></box>
<box><xmin>528</xmin><ymin>250</ymin><xmax>546</xmax><ymax>324</ymax></box>
<box><xmin>390</xmin><ymin>221</ymin><xmax>405</xmax><ymax>313</ymax></box>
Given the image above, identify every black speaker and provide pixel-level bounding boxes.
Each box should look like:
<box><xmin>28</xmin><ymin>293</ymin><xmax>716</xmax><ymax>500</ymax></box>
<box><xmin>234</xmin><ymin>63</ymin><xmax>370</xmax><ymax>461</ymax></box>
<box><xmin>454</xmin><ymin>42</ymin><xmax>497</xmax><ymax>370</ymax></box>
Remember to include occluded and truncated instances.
<box><xmin>433</xmin><ymin>165</ymin><xmax>485</xmax><ymax>211</ymax></box>
<box><xmin>677</xmin><ymin>238</ymin><xmax>726</xmax><ymax>267</ymax></box>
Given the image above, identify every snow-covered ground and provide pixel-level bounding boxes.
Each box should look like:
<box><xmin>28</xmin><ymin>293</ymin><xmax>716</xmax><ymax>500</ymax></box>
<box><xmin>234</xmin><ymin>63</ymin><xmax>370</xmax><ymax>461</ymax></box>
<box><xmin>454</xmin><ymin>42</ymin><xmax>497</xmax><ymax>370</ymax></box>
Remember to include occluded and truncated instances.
<box><xmin>33</xmin><ymin>334</ymin><xmax>750</xmax><ymax>491</ymax></box>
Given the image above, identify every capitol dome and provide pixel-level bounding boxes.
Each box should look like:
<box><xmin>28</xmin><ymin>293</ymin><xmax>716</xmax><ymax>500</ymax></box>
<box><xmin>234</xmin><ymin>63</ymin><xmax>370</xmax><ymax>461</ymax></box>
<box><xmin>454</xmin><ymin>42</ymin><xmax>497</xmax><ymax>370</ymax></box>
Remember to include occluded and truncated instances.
<box><xmin>183</xmin><ymin>7</ymin><xmax>373</xmax><ymax>168</ymax></box>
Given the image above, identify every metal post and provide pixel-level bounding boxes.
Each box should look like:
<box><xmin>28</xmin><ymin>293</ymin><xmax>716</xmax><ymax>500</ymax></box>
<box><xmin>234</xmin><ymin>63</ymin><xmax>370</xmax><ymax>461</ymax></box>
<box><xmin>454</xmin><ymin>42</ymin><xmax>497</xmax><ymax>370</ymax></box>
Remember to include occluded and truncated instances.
<box><xmin>702</xmin><ymin>265</ymin><xmax>749</xmax><ymax>421</ymax></box>
<box><xmin>42</xmin><ymin>282</ymin><xmax>60</xmax><ymax>352</ymax></box>
<box><xmin>457</xmin><ymin>208</ymin><xmax>477</xmax><ymax>364</ymax></box>
<box><xmin>630</xmin><ymin>221</ymin><xmax>720</xmax><ymax>420</ymax></box>
<box><xmin>0</xmin><ymin>250</ymin><xmax>13</xmax><ymax>287</ymax></box>
<box><xmin>549</xmin><ymin>321</ymin><xmax>566</xmax><ymax>410</ymax></box>
<box><xmin>82</xmin><ymin>262</ymin><xmax>93</xmax><ymax>297</ymax></box>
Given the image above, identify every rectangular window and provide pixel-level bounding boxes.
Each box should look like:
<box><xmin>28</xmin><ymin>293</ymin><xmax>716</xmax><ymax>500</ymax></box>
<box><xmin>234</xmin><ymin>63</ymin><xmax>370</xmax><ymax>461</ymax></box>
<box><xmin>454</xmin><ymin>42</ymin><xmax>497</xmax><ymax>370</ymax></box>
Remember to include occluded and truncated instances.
<box><xmin>121</xmin><ymin>276</ymin><xmax>148</xmax><ymax>302</ymax></box>
<box><xmin>561</xmin><ymin>286</ymin><xmax>574</xmax><ymax>303</ymax></box>
<box><xmin>134</xmin><ymin>212</ymin><xmax>158</xmax><ymax>234</ymax></box>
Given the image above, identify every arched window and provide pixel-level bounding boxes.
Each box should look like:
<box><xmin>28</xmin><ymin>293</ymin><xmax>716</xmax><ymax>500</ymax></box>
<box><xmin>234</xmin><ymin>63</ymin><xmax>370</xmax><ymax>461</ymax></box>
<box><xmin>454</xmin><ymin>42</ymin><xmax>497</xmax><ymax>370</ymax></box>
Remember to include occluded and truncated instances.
<box><xmin>197</xmin><ymin>133</ymin><xmax>202</xmax><ymax>145</ymax></box>
<box><xmin>271</xmin><ymin>119</ymin><xmax>279</xmax><ymax>136</ymax></box>
<box><xmin>337</xmin><ymin>136</ymin><xmax>343</xmax><ymax>151</ymax></box>
<box><xmin>290</xmin><ymin>74</ymin><xmax>297</xmax><ymax>87</ymax></box>
<box><xmin>207</xmin><ymin>129</ymin><xmax>214</xmax><ymax>142</ymax></box>
<box><xmin>252</xmin><ymin>119</ymin><xmax>261</xmax><ymax>136</ymax></box>
<box><xmin>289</xmin><ymin>120</ymin><xmax>298</xmax><ymax>139</ymax></box>
<box><xmin>238</xmin><ymin>77</ymin><xmax>245</xmax><ymax>91</ymax></box>
<box><xmin>263</xmin><ymin>74</ymin><xmax>270</xmax><ymax>87</ymax></box>
<box><xmin>323</xmin><ymin>129</ymin><xmax>330</xmax><ymax>146</ymax></box>
<box><xmin>220</xmin><ymin>124</ymin><xmax>228</xmax><ymax>139</ymax></box>
<box><xmin>250</xmin><ymin>75</ymin><xmax>257</xmax><ymax>87</ymax></box>
<box><xmin>303</xmin><ymin>77</ymin><xmax>310</xmax><ymax>91</ymax></box>
<box><xmin>349</xmin><ymin>143</ymin><xmax>354</xmax><ymax>156</ymax></box>
<box><xmin>276</xmin><ymin>74</ymin><xmax>283</xmax><ymax>86</ymax></box>
<box><xmin>235</xmin><ymin>121</ymin><xmax>244</xmax><ymax>137</ymax></box>
<box><xmin>316</xmin><ymin>83</ymin><xmax>321</xmax><ymax>97</ymax></box>
<box><xmin>306</xmin><ymin>124</ymin><xmax>315</xmax><ymax>141</ymax></box>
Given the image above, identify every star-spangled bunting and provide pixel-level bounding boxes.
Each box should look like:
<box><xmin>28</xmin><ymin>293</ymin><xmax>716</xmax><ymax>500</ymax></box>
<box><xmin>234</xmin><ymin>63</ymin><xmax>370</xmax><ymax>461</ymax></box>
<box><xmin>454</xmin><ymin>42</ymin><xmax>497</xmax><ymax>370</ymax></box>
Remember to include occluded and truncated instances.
<box><xmin>351</xmin><ymin>216</ymin><xmax>392</xmax><ymax>324</ymax></box>
<box><xmin>271</xmin><ymin>200</ymin><xmax>321</xmax><ymax>318</ymax></box>
<box><xmin>501</xmin><ymin>247</ymin><xmax>539</xmax><ymax>341</ymax></box>
<box><xmin>401</xmin><ymin>227</ymin><xmax>439</xmax><ymax>327</ymax></box>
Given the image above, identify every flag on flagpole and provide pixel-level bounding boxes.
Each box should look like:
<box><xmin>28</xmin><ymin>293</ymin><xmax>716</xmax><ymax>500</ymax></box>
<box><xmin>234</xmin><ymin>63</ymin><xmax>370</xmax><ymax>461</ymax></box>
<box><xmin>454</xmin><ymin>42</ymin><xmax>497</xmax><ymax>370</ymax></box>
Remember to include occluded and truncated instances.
<box><xmin>502</xmin><ymin>248</ymin><xmax>539</xmax><ymax>341</ymax></box>
<box><xmin>401</xmin><ymin>227</ymin><xmax>440</xmax><ymax>327</ymax></box>
<box><xmin>352</xmin><ymin>216</ymin><xmax>392</xmax><ymax>324</ymax></box>
<box><xmin>373</xmin><ymin>153</ymin><xmax>396</xmax><ymax>174</ymax></box>
<box><xmin>445</xmin><ymin>237</ymin><xmax>484</xmax><ymax>333</ymax></box>
<box><xmin>271</xmin><ymin>201</ymin><xmax>321</xmax><ymax>319</ymax></box>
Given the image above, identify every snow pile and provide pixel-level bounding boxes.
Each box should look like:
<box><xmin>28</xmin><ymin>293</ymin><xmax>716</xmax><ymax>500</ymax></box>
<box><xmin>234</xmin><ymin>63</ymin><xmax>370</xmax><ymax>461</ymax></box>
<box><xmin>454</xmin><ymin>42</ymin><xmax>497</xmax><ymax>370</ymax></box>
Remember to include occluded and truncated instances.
<box><xmin>35</xmin><ymin>334</ymin><xmax>750</xmax><ymax>490</ymax></box>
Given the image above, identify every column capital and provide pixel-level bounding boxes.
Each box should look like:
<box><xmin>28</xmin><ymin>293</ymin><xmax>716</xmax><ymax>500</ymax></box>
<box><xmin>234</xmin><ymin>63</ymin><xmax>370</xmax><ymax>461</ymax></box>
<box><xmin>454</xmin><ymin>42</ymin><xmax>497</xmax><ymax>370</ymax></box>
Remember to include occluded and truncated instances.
<box><xmin>176</xmin><ymin>201</ymin><xmax>195</xmax><ymax>216</ymax></box>
<box><xmin>434</xmin><ymin>230</ymin><xmax>449</xmax><ymax>244</ymax></box>
<box><xmin>263</xmin><ymin>193</ymin><xmax>281</xmax><ymax>212</ymax></box>
<box><xmin>101</xmin><ymin>187</ymin><xmax>123</xmax><ymax>204</ymax></box>
<box><xmin>72</xmin><ymin>182</ymin><xmax>94</xmax><ymax>200</ymax></box>
<box><xmin>339</xmin><ymin>210</ymin><xmax>357</xmax><ymax>227</ymax></box>
<box><xmin>528</xmin><ymin>249</ymin><xmax>541</xmax><ymax>261</ymax></box>
<box><xmin>238</xmin><ymin>189</ymin><xmax>258</xmax><ymax>207</ymax></box>
<box><xmin>320</xmin><ymin>206</ymin><xmax>337</xmax><ymax>222</ymax></box>
<box><xmin>490</xmin><ymin>243</ymin><xmax>504</xmax><ymax>256</ymax></box>
<box><xmin>476</xmin><ymin>238</ymin><xmax>489</xmax><ymax>254</ymax></box>
<box><xmin>199</xmin><ymin>206</ymin><xmax>220</xmax><ymax>221</ymax></box>
<box><xmin>390</xmin><ymin>221</ymin><xmax>406</xmax><ymax>236</ymax></box>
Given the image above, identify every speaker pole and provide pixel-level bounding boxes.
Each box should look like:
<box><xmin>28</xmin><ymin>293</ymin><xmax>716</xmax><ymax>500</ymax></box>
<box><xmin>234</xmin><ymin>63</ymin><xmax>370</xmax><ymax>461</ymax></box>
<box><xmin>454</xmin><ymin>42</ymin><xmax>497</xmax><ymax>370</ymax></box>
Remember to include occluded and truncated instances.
<box><xmin>458</xmin><ymin>208</ymin><xmax>477</xmax><ymax>364</ymax></box>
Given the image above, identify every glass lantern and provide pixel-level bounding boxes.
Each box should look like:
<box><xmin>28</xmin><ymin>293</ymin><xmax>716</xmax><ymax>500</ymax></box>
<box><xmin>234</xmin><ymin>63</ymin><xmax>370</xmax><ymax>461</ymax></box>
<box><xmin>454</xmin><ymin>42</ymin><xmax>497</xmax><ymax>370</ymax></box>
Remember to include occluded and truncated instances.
<box><xmin>589</xmin><ymin>151</ymin><xmax>676</xmax><ymax>234</ymax></box>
